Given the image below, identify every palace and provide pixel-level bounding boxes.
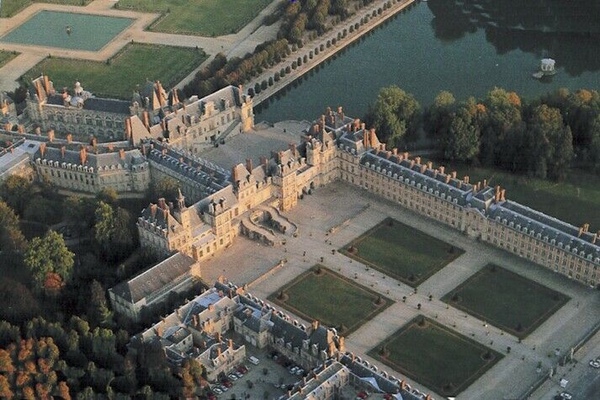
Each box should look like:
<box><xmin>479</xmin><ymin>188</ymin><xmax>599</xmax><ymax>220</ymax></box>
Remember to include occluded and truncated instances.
<box><xmin>136</xmin><ymin>107</ymin><xmax>599</xmax><ymax>288</ymax></box>
<box><xmin>2</xmin><ymin>81</ymin><xmax>599</xmax><ymax>286</ymax></box>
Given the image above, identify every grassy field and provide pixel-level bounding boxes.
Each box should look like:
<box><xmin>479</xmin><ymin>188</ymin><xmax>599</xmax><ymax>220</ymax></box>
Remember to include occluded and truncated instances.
<box><xmin>437</xmin><ymin>162</ymin><xmax>600</xmax><ymax>232</ymax></box>
<box><xmin>369</xmin><ymin>316</ymin><xmax>502</xmax><ymax>397</ymax></box>
<box><xmin>117</xmin><ymin>0</ymin><xmax>273</xmax><ymax>36</ymax></box>
<box><xmin>0</xmin><ymin>51</ymin><xmax>19</xmax><ymax>68</ymax></box>
<box><xmin>0</xmin><ymin>0</ymin><xmax>91</xmax><ymax>18</ymax></box>
<box><xmin>268</xmin><ymin>265</ymin><xmax>393</xmax><ymax>335</ymax></box>
<box><xmin>22</xmin><ymin>43</ymin><xmax>207</xmax><ymax>99</ymax></box>
<box><xmin>442</xmin><ymin>265</ymin><xmax>570</xmax><ymax>339</ymax></box>
<box><xmin>341</xmin><ymin>218</ymin><xmax>464</xmax><ymax>286</ymax></box>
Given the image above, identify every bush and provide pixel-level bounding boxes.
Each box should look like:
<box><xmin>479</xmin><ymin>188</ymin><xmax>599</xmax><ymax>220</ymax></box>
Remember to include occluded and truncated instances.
<box><xmin>274</xmin><ymin>72</ymin><xmax>280</xmax><ymax>81</ymax></box>
<box><xmin>291</xmin><ymin>61</ymin><xmax>297</xmax><ymax>69</ymax></box>
<box><xmin>303</xmin><ymin>55</ymin><xmax>308</xmax><ymax>63</ymax></box>
<box><xmin>261</xmin><ymin>80</ymin><xmax>268</xmax><ymax>90</ymax></box>
<box><xmin>285</xmin><ymin>66</ymin><xmax>291</xmax><ymax>73</ymax></box>
<box><xmin>268</xmin><ymin>77</ymin><xmax>274</xmax><ymax>86</ymax></box>
<box><xmin>254</xmin><ymin>82</ymin><xmax>261</xmax><ymax>94</ymax></box>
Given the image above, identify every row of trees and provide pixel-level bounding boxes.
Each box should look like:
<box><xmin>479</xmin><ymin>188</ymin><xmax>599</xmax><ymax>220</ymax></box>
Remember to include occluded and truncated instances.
<box><xmin>365</xmin><ymin>86</ymin><xmax>600</xmax><ymax>180</ymax></box>
<box><xmin>183</xmin><ymin>0</ymin><xmax>383</xmax><ymax>99</ymax></box>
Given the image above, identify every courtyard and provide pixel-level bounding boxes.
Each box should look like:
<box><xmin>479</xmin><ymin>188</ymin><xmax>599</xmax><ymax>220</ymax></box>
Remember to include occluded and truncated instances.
<box><xmin>368</xmin><ymin>316</ymin><xmax>503</xmax><ymax>397</ymax></box>
<box><xmin>341</xmin><ymin>217</ymin><xmax>464</xmax><ymax>286</ymax></box>
<box><xmin>269</xmin><ymin>265</ymin><xmax>393</xmax><ymax>336</ymax></box>
<box><xmin>442</xmin><ymin>264</ymin><xmax>570</xmax><ymax>339</ymax></box>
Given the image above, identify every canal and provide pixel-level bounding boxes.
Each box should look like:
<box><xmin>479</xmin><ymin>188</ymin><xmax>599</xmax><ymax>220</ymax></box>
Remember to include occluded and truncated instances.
<box><xmin>256</xmin><ymin>0</ymin><xmax>600</xmax><ymax>123</ymax></box>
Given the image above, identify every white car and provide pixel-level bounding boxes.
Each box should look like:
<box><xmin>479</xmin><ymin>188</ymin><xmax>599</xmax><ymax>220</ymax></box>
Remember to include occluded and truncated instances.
<box><xmin>213</xmin><ymin>387</ymin><xmax>223</xmax><ymax>394</ymax></box>
<box><xmin>560</xmin><ymin>392</ymin><xmax>573</xmax><ymax>400</ymax></box>
<box><xmin>227</xmin><ymin>374</ymin><xmax>238</xmax><ymax>381</ymax></box>
<box><xmin>589</xmin><ymin>359</ymin><xmax>600</xmax><ymax>368</ymax></box>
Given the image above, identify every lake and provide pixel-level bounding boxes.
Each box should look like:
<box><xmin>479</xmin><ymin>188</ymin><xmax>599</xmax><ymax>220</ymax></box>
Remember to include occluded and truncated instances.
<box><xmin>256</xmin><ymin>0</ymin><xmax>600</xmax><ymax>123</ymax></box>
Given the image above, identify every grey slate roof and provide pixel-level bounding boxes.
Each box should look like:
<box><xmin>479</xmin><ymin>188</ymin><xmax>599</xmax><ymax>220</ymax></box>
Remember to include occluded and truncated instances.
<box><xmin>37</xmin><ymin>145</ymin><xmax>145</xmax><ymax>169</ymax></box>
<box><xmin>110</xmin><ymin>252</ymin><xmax>196</xmax><ymax>303</ymax></box>
<box><xmin>46</xmin><ymin>94</ymin><xmax>131</xmax><ymax>114</ymax></box>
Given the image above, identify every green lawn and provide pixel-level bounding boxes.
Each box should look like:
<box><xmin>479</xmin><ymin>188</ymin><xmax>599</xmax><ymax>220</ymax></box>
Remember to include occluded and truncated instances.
<box><xmin>438</xmin><ymin>162</ymin><xmax>600</xmax><ymax>232</ymax></box>
<box><xmin>0</xmin><ymin>0</ymin><xmax>91</xmax><ymax>18</ymax></box>
<box><xmin>268</xmin><ymin>266</ymin><xmax>393</xmax><ymax>335</ymax></box>
<box><xmin>22</xmin><ymin>43</ymin><xmax>207</xmax><ymax>99</ymax></box>
<box><xmin>117</xmin><ymin>0</ymin><xmax>273</xmax><ymax>36</ymax></box>
<box><xmin>341</xmin><ymin>218</ymin><xmax>464</xmax><ymax>286</ymax></box>
<box><xmin>0</xmin><ymin>51</ymin><xmax>18</xmax><ymax>68</ymax></box>
<box><xmin>369</xmin><ymin>316</ymin><xmax>502</xmax><ymax>397</ymax></box>
<box><xmin>442</xmin><ymin>265</ymin><xmax>570</xmax><ymax>338</ymax></box>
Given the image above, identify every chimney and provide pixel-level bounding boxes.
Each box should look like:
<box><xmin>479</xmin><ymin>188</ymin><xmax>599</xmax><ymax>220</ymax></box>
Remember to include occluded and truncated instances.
<box><xmin>260</xmin><ymin>156</ymin><xmax>268</xmax><ymax>169</ymax></box>
<box><xmin>246</xmin><ymin>158</ymin><xmax>253</xmax><ymax>173</ymax></box>
<box><xmin>47</xmin><ymin>129</ymin><xmax>55</xmax><ymax>142</ymax></box>
<box><xmin>392</xmin><ymin>148</ymin><xmax>398</xmax><ymax>156</ymax></box>
<box><xmin>578</xmin><ymin>227</ymin><xmax>584</xmax><ymax>238</ymax></box>
<box><xmin>464</xmin><ymin>175</ymin><xmax>469</xmax><ymax>184</ymax></box>
<box><xmin>289</xmin><ymin>143</ymin><xmax>297</xmax><ymax>157</ymax></box>
<box><xmin>91</xmin><ymin>137</ymin><xmax>97</xmax><ymax>148</ymax></box>
<box><xmin>228</xmin><ymin>339</ymin><xmax>233</xmax><ymax>350</ymax></box>
<box><xmin>414</xmin><ymin>156</ymin><xmax>421</xmax><ymax>165</ymax></box>
<box><xmin>231</xmin><ymin>166</ymin><xmax>239</xmax><ymax>183</ymax></box>
<box><xmin>483</xmin><ymin>179</ymin><xmax>488</xmax><ymax>187</ymax></box>
<box><xmin>119</xmin><ymin>148</ymin><xmax>126</xmax><ymax>160</ymax></box>
<box><xmin>427</xmin><ymin>161</ymin><xmax>433</xmax><ymax>170</ymax></box>
<box><xmin>217</xmin><ymin>346</ymin><xmax>221</xmax><ymax>357</ymax></box>
<box><xmin>66</xmin><ymin>133</ymin><xmax>72</xmax><ymax>144</ymax></box>
<box><xmin>312</xmin><ymin>320</ymin><xmax>319</xmax><ymax>331</ymax></box>
<box><xmin>500</xmin><ymin>189</ymin><xmax>506</xmax><ymax>201</ymax></box>
<box><xmin>361</xmin><ymin>123</ymin><xmax>366</xmax><ymax>131</ymax></box>
<box><xmin>79</xmin><ymin>146</ymin><xmax>87</xmax><ymax>165</ymax></box>
<box><xmin>451</xmin><ymin>171</ymin><xmax>457</xmax><ymax>179</ymax></box>
<box><xmin>143</xmin><ymin>111</ymin><xmax>149</xmax><ymax>129</ymax></box>
<box><xmin>592</xmin><ymin>233</ymin><xmax>597</xmax><ymax>244</ymax></box>
<box><xmin>445</xmin><ymin>175</ymin><xmax>451</xmax><ymax>184</ymax></box>
<box><xmin>39</xmin><ymin>143</ymin><xmax>46</xmax><ymax>157</ymax></box>
<box><xmin>583</xmin><ymin>223</ymin><xmax>590</xmax><ymax>233</ymax></box>
<box><xmin>158</xmin><ymin>198</ymin><xmax>166</xmax><ymax>209</ymax></box>
<box><xmin>403</xmin><ymin>152</ymin><xmax>409</xmax><ymax>159</ymax></box>
<box><xmin>337</xmin><ymin>106</ymin><xmax>344</xmax><ymax>120</ymax></box>
<box><xmin>439</xmin><ymin>166</ymin><xmax>445</xmax><ymax>174</ymax></box>
<box><xmin>60</xmin><ymin>146</ymin><xmax>66</xmax><ymax>159</ymax></box>
<box><xmin>150</xmin><ymin>204</ymin><xmax>157</xmax><ymax>218</ymax></box>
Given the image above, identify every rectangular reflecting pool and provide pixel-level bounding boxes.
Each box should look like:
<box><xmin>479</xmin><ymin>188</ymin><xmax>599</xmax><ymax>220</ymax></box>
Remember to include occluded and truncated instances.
<box><xmin>0</xmin><ymin>10</ymin><xmax>133</xmax><ymax>51</ymax></box>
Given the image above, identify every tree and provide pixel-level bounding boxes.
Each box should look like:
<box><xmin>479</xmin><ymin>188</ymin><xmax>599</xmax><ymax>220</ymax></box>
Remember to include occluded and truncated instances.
<box><xmin>370</xmin><ymin>86</ymin><xmax>421</xmax><ymax>147</ymax></box>
<box><xmin>437</xmin><ymin>102</ymin><xmax>481</xmax><ymax>161</ymax></box>
<box><xmin>24</xmin><ymin>230</ymin><xmax>74</xmax><ymax>291</ymax></box>
<box><xmin>0</xmin><ymin>200</ymin><xmax>26</xmax><ymax>252</ymax></box>
<box><xmin>87</xmin><ymin>280</ymin><xmax>113</xmax><ymax>328</ymax></box>
<box><xmin>148</xmin><ymin>178</ymin><xmax>179</xmax><ymax>202</ymax></box>
<box><xmin>525</xmin><ymin>104</ymin><xmax>574</xmax><ymax>180</ymax></box>
<box><xmin>93</xmin><ymin>202</ymin><xmax>134</xmax><ymax>262</ymax></box>
<box><xmin>0</xmin><ymin>175</ymin><xmax>34</xmax><ymax>216</ymax></box>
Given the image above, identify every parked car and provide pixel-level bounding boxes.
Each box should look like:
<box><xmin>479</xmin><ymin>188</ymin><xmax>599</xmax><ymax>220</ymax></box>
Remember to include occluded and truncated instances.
<box><xmin>212</xmin><ymin>387</ymin><xmax>223</xmax><ymax>395</ymax></box>
<box><xmin>248</xmin><ymin>356</ymin><xmax>260</xmax><ymax>365</ymax></box>
<box><xmin>589</xmin><ymin>359</ymin><xmax>600</xmax><ymax>368</ymax></box>
<box><xmin>560</xmin><ymin>392</ymin><xmax>573</xmax><ymax>400</ymax></box>
<box><xmin>227</xmin><ymin>373</ymin><xmax>238</xmax><ymax>381</ymax></box>
<box><xmin>295</xmin><ymin>368</ymin><xmax>304</xmax><ymax>376</ymax></box>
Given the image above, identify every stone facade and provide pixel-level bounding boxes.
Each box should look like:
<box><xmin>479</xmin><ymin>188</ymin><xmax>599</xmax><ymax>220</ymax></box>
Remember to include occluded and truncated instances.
<box><xmin>25</xmin><ymin>75</ymin><xmax>131</xmax><ymax>141</ymax></box>
<box><xmin>32</xmin><ymin>142</ymin><xmax>150</xmax><ymax>195</ymax></box>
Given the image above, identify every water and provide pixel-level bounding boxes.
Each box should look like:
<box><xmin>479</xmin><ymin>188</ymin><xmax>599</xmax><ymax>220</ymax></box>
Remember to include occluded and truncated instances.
<box><xmin>256</xmin><ymin>0</ymin><xmax>600</xmax><ymax>123</ymax></box>
<box><xmin>0</xmin><ymin>11</ymin><xmax>133</xmax><ymax>51</ymax></box>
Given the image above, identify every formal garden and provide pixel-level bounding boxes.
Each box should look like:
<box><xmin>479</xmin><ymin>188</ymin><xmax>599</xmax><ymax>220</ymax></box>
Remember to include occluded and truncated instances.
<box><xmin>368</xmin><ymin>316</ymin><xmax>503</xmax><ymax>397</ymax></box>
<box><xmin>442</xmin><ymin>264</ymin><xmax>570</xmax><ymax>339</ymax></box>
<box><xmin>22</xmin><ymin>43</ymin><xmax>207</xmax><ymax>99</ymax></box>
<box><xmin>116</xmin><ymin>0</ymin><xmax>273</xmax><ymax>36</ymax></box>
<box><xmin>268</xmin><ymin>265</ymin><xmax>393</xmax><ymax>335</ymax></box>
<box><xmin>341</xmin><ymin>217</ymin><xmax>464</xmax><ymax>286</ymax></box>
